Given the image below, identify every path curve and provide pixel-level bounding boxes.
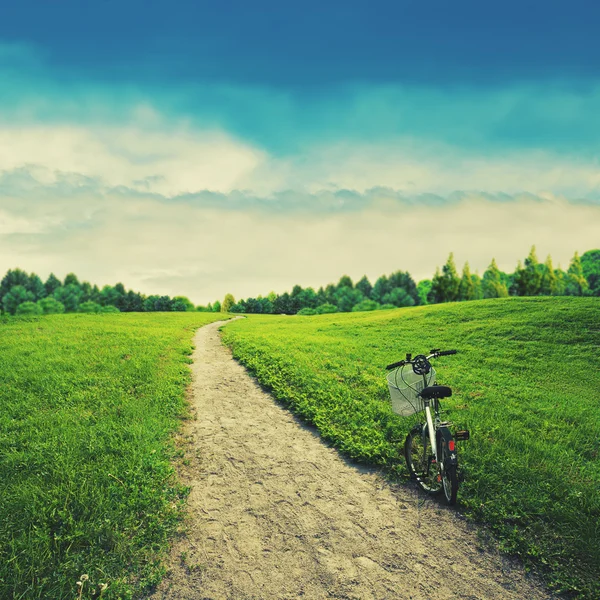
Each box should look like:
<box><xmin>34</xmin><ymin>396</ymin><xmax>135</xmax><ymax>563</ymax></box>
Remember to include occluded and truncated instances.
<box><xmin>149</xmin><ymin>320</ymin><xmax>551</xmax><ymax>600</ymax></box>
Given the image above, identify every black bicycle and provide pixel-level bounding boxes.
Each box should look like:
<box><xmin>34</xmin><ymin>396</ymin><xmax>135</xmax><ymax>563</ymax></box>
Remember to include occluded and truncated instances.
<box><xmin>386</xmin><ymin>349</ymin><xmax>469</xmax><ymax>505</ymax></box>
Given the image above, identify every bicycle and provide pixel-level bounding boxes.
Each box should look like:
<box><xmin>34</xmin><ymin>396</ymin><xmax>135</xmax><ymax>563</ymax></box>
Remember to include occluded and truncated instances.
<box><xmin>386</xmin><ymin>349</ymin><xmax>469</xmax><ymax>505</ymax></box>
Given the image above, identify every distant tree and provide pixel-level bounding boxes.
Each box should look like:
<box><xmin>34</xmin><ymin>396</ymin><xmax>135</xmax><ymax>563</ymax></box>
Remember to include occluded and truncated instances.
<box><xmin>267</xmin><ymin>291</ymin><xmax>277</xmax><ymax>303</ymax></box>
<box><xmin>336</xmin><ymin>275</ymin><xmax>353</xmax><ymax>289</ymax></box>
<box><xmin>417</xmin><ymin>280</ymin><xmax>431</xmax><ymax>305</ymax></box>
<box><xmin>64</xmin><ymin>273</ymin><xmax>80</xmax><ymax>287</ymax></box>
<box><xmin>352</xmin><ymin>299</ymin><xmax>380</xmax><ymax>312</ymax></box>
<box><xmin>16</xmin><ymin>301</ymin><xmax>43</xmax><ymax>316</ymax></box>
<box><xmin>26</xmin><ymin>273</ymin><xmax>47</xmax><ymax>301</ymax></box>
<box><xmin>388</xmin><ymin>271</ymin><xmax>420</xmax><ymax>305</ymax></box>
<box><xmin>581</xmin><ymin>249</ymin><xmax>600</xmax><ymax>296</ymax></box>
<box><xmin>316</xmin><ymin>303</ymin><xmax>338</xmax><ymax>314</ymax></box>
<box><xmin>458</xmin><ymin>262</ymin><xmax>476</xmax><ymax>301</ymax></box>
<box><xmin>296</xmin><ymin>287</ymin><xmax>318</xmax><ymax>310</ymax></box>
<box><xmin>37</xmin><ymin>297</ymin><xmax>65</xmax><ymax>314</ymax></box>
<box><xmin>273</xmin><ymin>293</ymin><xmax>293</xmax><ymax>314</ymax></box>
<box><xmin>80</xmin><ymin>281</ymin><xmax>93</xmax><ymax>302</ymax></box>
<box><xmin>382</xmin><ymin>287</ymin><xmax>415</xmax><ymax>307</ymax></box>
<box><xmin>222</xmin><ymin>293</ymin><xmax>235</xmax><ymax>313</ymax></box>
<box><xmin>565</xmin><ymin>252</ymin><xmax>589</xmax><ymax>296</ymax></box>
<box><xmin>539</xmin><ymin>255</ymin><xmax>559</xmax><ymax>295</ymax></box>
<box><xmin>371</xmin><ymin>275</ymin><xmax>390</xmax><ymax>303</ymax></box>
<box><xmin>334</xmin><ymin>287</ymin><xmax>364</xmax><ymax>312</ymax></box>
<box><xmin>482</xmin><ymin>259</ymin><xmax>509</xmax><ymax>298</ymax></box>
<box><xmin>355</xmin><ymin>275</ymin><xmax>373</xmax><ymax>298</ymax></box>
<box><xmin>99</xmin><ymin>285</ymin><xmax>122</xmax><ymax>307</ymax></box>
<box><xmin>429</xmin><ymin>254</ymin><xmax>460</xmax><ymax>303</ymax></box>
<box><xmin>516</xmin><ymin>246</ymin><xmax>542</xmax><ymax>296</ymax></box>
<box><xmin>78</xmin><ymin>301</ymin><xmax>102</xmax><ymax>313</ymax></box>
<box><xmin>1</xmin><ymin>268</ymin><xmax>29</xmax><ymax>302</ymax></box>
<box><xmin>212</xmin><ymin>300</ymin><xmax>222</xmax><ymax>312</ymax></box>
<box><xmin>471</xmin><ymin>272</ymin><xmax>483</xmax><ymax>299</ymax></box>
<box><xmin>172</xmin><ymin>296</ymin><xmax>195</xmax><ymax>312</ymax></box>
<box><xmin>143</xmin><ymin>295</ymin><xmax>160</xmax><ymax>312</ymax></box>
<box><xmin>154</xmin><ymin>296</ymin><xmax>173</xmax><ymax>311</ymax></box>
<box><xmin>53</xmin><ymin>284</ymin><xmax>83</xmax><ymax>312</ymax></box>
<box><xmin>123</xmin><ymin>290</ymin><xmax>144</xmax><ymax>312</ymax></box>
<box><xmin>324</xmin><ymin>284</ymin><xmax>337</xmax><ymax>304</ymax></box>
<box><xmin>3</xmin><ymin>285</ymin><xmax>35</xmax><ymax>315</ymax></box>
<box><xmin>44</xmin><ymin>273</ymin><xmax>62</xmax><ymax>296</ymax></box>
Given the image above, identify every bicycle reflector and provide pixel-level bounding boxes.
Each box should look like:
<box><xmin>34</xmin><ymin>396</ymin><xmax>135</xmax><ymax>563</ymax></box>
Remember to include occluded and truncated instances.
<box><xmin>455</xmin><ymin>430</ymin><xmax>470</xmax><ymax>441</ymax></box>
<box><xmin>448</xmin><ymin>440</ymin><xmax>455</xmax><ymax>452</ymax></box>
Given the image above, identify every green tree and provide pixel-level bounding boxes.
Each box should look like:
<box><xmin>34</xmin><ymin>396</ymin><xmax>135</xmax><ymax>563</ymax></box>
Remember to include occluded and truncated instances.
<box><xmin>482</xmin><ymin>259</ymin><xmax>509</xmax><ymax>298</ymax></box>
<box><xmin>44</xmin><ymin>273</ymin><xmax>62</xmax><ymax>296</ymax></box>
<box><xmin>53</xmin><ymin>284</ymin><xmax>83</xmax><ymax>312</ymax></box>
<box><xmin>417</xmin><ymin>280</ymin><xmax>431</xmax><ymax>305</ymax></box>
<box><xmin>540</xmin><ymin>255</ymin><xmax>559</xmax><ymax>295</ymax></box>
<box><xmin>581</xmin><ymin>249</ymin><xmax>600</xmax><ymax>296</ymax></box>
<box><xmin>3</xmin><ymin>285</ymin><xmax>35</xmax><ymax>315</ymax></box>
<box><xmin>37</xmin><ymin>297</ymin><xmax>65</xmax><ymax>314</ymax></box>
<box><xmin>565</xmin><ymin>252</ymin><xmax>589</xmax><ymax>296</ymax></box>
<box><xmin>458</xmin><ymin>262</ymin><xmax>475</xmax><ymax>301</ymax></box>
<box><xmin>1</xmin><ymin>268</ymin><xmax>29</xmax><ymax>303</ymax></box>
<box><xmin>429</xmin><ymin>254</ymin><xmax>460</xmax><ymax>303</ymax></box>
<box><xmin>212</xmin><ymin>300</ymin><xmax>222</xmax><ymax>312</ymax></box>
<box><xmin>26</xmin><ymin>273</ymin><xmax>47</xmax><ymax>301</ymax></box>
<box><xmin>336</xmin><ymin>275</ymin><xmax>353</xmax><ymax>289</ymax></box>
<box><xmin>355</xmin><ymin>275</ymin><xmax>373</xmax><ymax>298</ymax></box>
<box><xmin>172</xmin><ymin>296</ymin><xmax>195</xmax><ymax>311</ymax></box>
<box><xmin>16</xmin><ymin>301</ymin><xmax>43</xmax><ymax>316</ymax></box>
<box><xmin>382</xmin><ymin>287</ymin><xmax>414</xmax><ymax>307</ymax></box>
<box><xmin>513</xmin><ymin>246</ymin><xmax>542</xmax><ymax>296</ymax></box>
<box><xmin>63</xmin><ymin>273</ymin><xmax>80</xmax><ymax>287</ymax></box>
<box><xmin>334</xmin><ymin>287</ymin><xmax>364</xmax><ymax>312</ymax></box>
<box><xmin>222</xmin><ymin>294</ymin><xmax>235</xmax><ymax>312</ymax></box>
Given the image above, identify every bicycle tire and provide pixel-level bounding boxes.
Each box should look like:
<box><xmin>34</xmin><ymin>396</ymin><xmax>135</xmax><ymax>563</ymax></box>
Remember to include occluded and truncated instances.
<box><xmin>404</xmin><ymin>424</ymin><xmax>442</xmax><ymax>495</ymax></box>
<box><xmin>441</xmin><ymin>462</ymin><xmax>458</xmax><ymax>505</ymax></box>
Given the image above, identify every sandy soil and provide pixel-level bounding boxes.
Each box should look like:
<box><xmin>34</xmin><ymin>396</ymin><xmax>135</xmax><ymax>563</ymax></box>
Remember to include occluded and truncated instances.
<box><xmin>148</xmin><ymin>320</ymin><xmax>552</xmax><ymax>600</ymax></box>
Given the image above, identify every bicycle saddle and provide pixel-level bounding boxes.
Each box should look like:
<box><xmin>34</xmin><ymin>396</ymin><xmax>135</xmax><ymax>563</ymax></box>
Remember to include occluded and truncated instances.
<box><xmin>419</xmin><ymin>385</ymin><xmax>452</xmax><ymax>399</ymax></box>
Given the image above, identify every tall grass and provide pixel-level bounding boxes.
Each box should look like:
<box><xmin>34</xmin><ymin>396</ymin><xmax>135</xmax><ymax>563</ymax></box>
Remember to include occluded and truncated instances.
<box><xmin>0</xmin><ymin>312</ymin><xmax>226</xmax><ymax>599</ymax></box>
<box><xmin>222</xmin><ymin>297</ymin><xmax>600</xmax><ymax>598</ymax></box>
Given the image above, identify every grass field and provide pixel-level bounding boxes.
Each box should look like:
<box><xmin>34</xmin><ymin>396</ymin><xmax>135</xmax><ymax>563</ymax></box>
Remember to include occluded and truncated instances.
<box><xmin>0</xmin><ymin>312</ymin><xmax>227</xmax><ymax>600</ymax></box>
<box><xmin>222</xmin><ymin>297</ymin><xmax>600</xmax><ymax>598</ymax></box>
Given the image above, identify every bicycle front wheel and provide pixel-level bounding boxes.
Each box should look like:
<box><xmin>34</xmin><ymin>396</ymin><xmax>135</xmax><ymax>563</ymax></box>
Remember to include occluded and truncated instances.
<box><xmin>404</xmin><ymin>423</ymin><xmax>442</xmax><ymax>495</ymax></box>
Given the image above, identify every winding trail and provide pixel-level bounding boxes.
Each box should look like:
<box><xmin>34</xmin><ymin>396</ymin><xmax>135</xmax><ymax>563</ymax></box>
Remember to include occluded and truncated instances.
<box><xmin>149</xmin><ymin>320</ymin><xmax>551</xmax><ymax>600</ymax></box>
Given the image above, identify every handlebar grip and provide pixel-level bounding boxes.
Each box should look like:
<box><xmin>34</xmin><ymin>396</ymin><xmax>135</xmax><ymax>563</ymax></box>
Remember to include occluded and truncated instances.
<box><xmin>437</xmin><ymin>349</ymin><xmax>457</xmax><ymax>356</ymax></box>
<box><xmin>386</xmin><ymin>360</ymin><xmax>405</xmax><ymax>370</ymax></box>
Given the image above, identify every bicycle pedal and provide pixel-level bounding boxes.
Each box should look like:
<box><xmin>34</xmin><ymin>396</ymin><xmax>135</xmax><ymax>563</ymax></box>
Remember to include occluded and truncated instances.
<box><xmin>455</xmin><ymin>430</ymin><xmax>470</xmax><ymax>441</ymax></box>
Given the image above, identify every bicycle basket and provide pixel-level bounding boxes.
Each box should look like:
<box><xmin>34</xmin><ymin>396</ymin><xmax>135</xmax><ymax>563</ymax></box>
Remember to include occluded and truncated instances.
<box><xmin>387</xmin><ymin>364</ymin><xmax>436</xmax><ymax>416</ymax></box>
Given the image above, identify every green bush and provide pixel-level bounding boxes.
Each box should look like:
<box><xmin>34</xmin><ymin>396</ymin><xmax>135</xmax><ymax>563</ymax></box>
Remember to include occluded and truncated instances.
<box><xmin>78</xmin><ymin>301</ymin><xmax>102</xmax><ymax>313</ymax></box>
<box><xmin>378</xmin><ymin>303</ymin><xmax>397</xmax><ymax>310</ymax></box>
<box><xmin>316</xmin><ymin>303</ymin><xmax>338</xmax><ymax>314</ymax></box>
<box><xmin>352</xmin><ymin>299</ymin><xmax>380</xmax><ymax>312</ymax></box>
<box><xmin>297</xmin><ymin>307</ymin><xmax>317</xmax><ymax>316</ymax></box>
<box><xmin>99</xmin><ymin>305</ymin><xmax>120</xmax><ymax>313</ymax></box>
<box><xmin>37</xmin><ymin>297</ymin><xmax>65</xmax><ymax>314</ymax></box>
<box><xmin>15</xmin><ymin>301</ymin><xmax>42</xmax><ymax>316</ymax></box>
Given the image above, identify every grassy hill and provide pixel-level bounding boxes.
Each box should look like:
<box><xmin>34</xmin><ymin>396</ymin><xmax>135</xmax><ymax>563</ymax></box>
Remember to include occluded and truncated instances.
<box><xmin>222</xmin><ymin>297</ymin><xmax>600</xmax><ymax>598</ymax></box>
<box><xmin>0</xmin><ymin>312</ymin><xmax>226</xmax><ymax>599</ymax></box>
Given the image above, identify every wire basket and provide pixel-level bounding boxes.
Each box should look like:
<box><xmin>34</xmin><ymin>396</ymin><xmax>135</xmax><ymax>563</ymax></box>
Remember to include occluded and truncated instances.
<box><xmin>387</xmin><ymin>364</ymin><xmax>436</xmax><ymax>416</ymax></box>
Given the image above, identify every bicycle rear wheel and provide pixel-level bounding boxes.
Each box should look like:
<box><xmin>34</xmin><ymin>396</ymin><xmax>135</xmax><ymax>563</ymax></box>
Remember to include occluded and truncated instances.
<box><xmin>404</xmin><ymin>423</ymin><xmax>442</xmax><ymax>495</ymax></box>
<box><xmin>441</xmin><ymin>462</ymin><xmax>458</xmax><ymax>505</ymax></box>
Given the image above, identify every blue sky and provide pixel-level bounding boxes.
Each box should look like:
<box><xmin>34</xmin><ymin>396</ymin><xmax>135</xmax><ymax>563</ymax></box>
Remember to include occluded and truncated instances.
<box><xmin>1</xmin><ymin>1</ymin><xmax>599</xmax><ymax>302</ymax></box>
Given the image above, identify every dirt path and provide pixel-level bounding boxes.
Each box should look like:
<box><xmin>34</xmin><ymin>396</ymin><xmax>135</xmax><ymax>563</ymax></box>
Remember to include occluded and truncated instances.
<box><xmin>149</xmin><ymin>320</ymin><xmax>551</xmax><ymax>600</ymax></box>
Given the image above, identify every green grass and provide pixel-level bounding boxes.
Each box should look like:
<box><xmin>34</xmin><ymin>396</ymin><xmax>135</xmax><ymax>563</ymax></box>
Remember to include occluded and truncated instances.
<box><xmin>222</xmin><ymin>297</ymin><xmax>600</xmax><ymax>598</ymax></box>
<box><xmin>0</xmin><ymin>312</ymin><xmax>227</xmax><ymax>600</ymax></box>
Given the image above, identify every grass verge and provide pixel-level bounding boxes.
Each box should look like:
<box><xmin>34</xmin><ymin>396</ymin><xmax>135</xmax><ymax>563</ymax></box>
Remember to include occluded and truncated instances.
<box><xmin>0</xmin><ymin>312</ymin><xmax>226</xmax><ymax>599</ymax></box>
<box><xmin>222</xmin><ymin>297</ymin><xmax>600</xmax><ymax>598</ymax></box>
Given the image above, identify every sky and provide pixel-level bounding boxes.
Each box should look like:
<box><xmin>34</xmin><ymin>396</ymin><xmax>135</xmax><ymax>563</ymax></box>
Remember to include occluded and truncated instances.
<box><xmin>1</xmin><ymin>0</ymin><xmax>600</xmax><ymax>304</ymax></box>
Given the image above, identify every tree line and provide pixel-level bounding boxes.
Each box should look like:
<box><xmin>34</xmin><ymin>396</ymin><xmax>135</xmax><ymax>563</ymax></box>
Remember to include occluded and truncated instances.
<box><xmin>0</xmin><ymin>270</ymin><xmax>197</xmax><ymax>316</ymax></box>
<box><xmin>2</xmin><ymin>247</ymin><xmax>598</xmax><ymax>317</ymax></box>
<box><xmin>220</xmin><ymin>247</ymin><xmax>600</xmax><ymax>315</ymax></box>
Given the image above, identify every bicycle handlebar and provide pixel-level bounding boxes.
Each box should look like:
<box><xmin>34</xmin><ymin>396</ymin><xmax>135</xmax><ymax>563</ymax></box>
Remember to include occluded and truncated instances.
<box><xmin>386</xmin><ymin>349</ymin><xmax>457</xmax><ymax>370</ymax></box>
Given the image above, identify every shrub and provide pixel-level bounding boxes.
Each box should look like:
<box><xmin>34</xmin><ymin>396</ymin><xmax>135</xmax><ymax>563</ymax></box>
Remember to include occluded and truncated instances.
<box><xmin>316</xmin><ymin>303</ymin><xmax>338</xmax><ymax>314</ymax></box>
<box><xmin>378</xmin><ymin>304</ymin><xmax>396</xmax><ymax>310</ymax></box>
<box><xmin>297</xmin><ymin>307</ymin><xmax>317</xmax><ymax>316</ymax></box>
<box><xmin>15</xmin><ymin>301</ymin><xmax>42</xmax><ymax>316</ymax></box>
<box><xmin>37</xmin><ymin>297</ymin><xmax>65</xmax><ymax>314</ymax></box>
<box><xmin>99</xmin><ymin>305</ymin><xmax>120</xmax><ymax>313</ymax></box>
<box><xmin>78</xmin><ymin>301</ymin><xmax>102</xmax><ymax>314</ymax></box>
<box><xmin>352</xmin><ymin>299</ymin><xmax>380</xmax><ymax>312</ymax></box>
